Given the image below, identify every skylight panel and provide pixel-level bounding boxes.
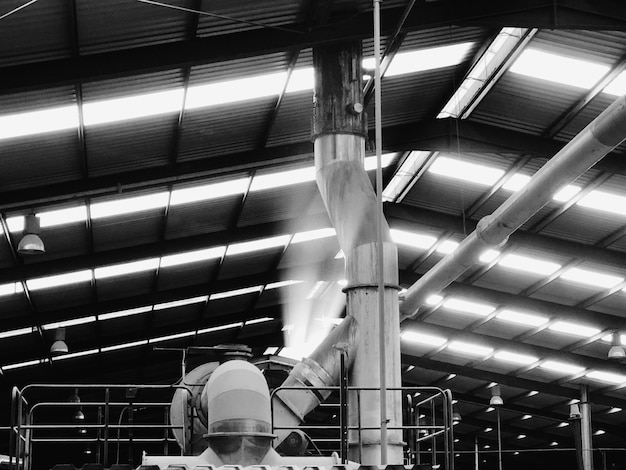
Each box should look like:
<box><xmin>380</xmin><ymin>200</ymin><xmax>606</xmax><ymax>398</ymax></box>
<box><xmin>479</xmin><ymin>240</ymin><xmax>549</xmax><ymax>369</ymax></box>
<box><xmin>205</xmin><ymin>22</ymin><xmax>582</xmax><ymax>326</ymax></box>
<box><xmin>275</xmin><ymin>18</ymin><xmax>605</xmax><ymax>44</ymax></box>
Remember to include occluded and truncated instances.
<box><xmin>101</xmin><ymin>339</ymin><xmax>149</xmax><ymax>352</ymax></box>
<box><xmin>153</xmin><ymin>295</ymin><xmax>208</xmax><ymax>311</ymax></box>
<box><xmin>197</xmin><ymin>322</ymin><xmax>243</xmax><ymax>334</ymax></box>
<box><xmin>83</xmin><ymin>89</ymin><xmax>184</xmax><ymax>126</ymax></box>
<box><xmin>425</xmin><ymin>294</ymin><xmax>443</xmax><ymax>306</ymax></box>
<box><xmin>160</xmin><ymin>246</ymin><xmax>226</xmax><ymax>268</ymax></box>
<box><xmin>52</xmin><ymin>349</ymin><xmax>99</xmax><ymax>361</ymax></box>
<box><xmin>27</xmin><ymin>270</ymin><xmax>92</xmax><ymax>291</ymax></box>
<box><xmin>560</xmin><ymin>267</ymin><xmax>623</xmax><ymax>289</ymax></box>
<box><xmin>435</xmin><ymin>240</ymin><xmax>459</xmax><ymax>254</ymax></box>
<box><xmin>99</xmin><ymin>306</ymin><xmax>152</xmax><ymax>321</ymax></box>
<box><xmin>285</xmin><ymin>67</ymin><xmax>314</xmax><ymax>93</ymax></box>
<box><xmin>401</xmin><ymin>331</ymin><xmax>447</xmax><ymax>347</ymax></box>
<box><xmin>210</xmin><ymin>286</ymin><xmax>262</xmax><ymax>300</ymax></box>
<box><xmin>501</xmin><ymin>174</ymin><xmax>531</xmax><ymax>192</ymax></box>
<box><xmin>428</xmin><ymin>156</ymin><xmax>504</xmax><ymax>186</ymax></box>
<box><xmin>0</xmin><ymin>105</ymin><xmax>79</xmax><ymax>141</ymax></box>
<box><xmin>226</xmin><ymin>235</ymin><xmax>291</xmax><ymax>256</ymax></box>
<box><xmin>496</xmin><ymin>309</ymin><xmax>548</xmax><ymax>327</ymax></box>
<box><xmin>383</xmin><ymin>151</ymin><xmax>432</xmax><ymax>202</ymax></box>
<box><xmin>553</xmin><ymin>185</ymin><xmax>581</xmax><ymax>202</ymax></box>
<box><xmin>447</xmin><ymin>341</ymin><xmax>493</xmax><ymax>356</ymax></box>
<box><xmin>249</xmin><ymin>167</ymin><xmax>316</xmax><ymax>191</ymax></box>
<box><xmin>291</xmin><ymin>227</ymin><xmax>336</xmax><ymax>244</ymax></box>
<box><xmin>38</xmin><ymin>205</ymin><xmax>88</xmax><ymax>228</ymax></box>
<box><xmin>186</xmin><ymin>71</ymin><xmax>287</xmax><ymax>110</ymax></box>
<box><xmin>493</xmin><ymin>350</ymin><xmax>538</xmax><ymax>365</ymax></box>
<box><xmin>540</xmin><ymin>360</ymin><xmax>585</xmax><ymax>375</ymax></box>
<box><xmin>586</xmin><ymin>370</ymin><xmax>626</xmax><ymax>385</ymax></box>
<box><xmin>442</xmin><ymin>298</ymin><xmax>495</xmax><ymax>316</ymax></box>
<box><xmin>577</xmin><ymin>190</ymin><xmax>626</xmax><ymax>216</ymax></box>
<box><xmin>43</xmin><ymin>316</ymin><xmax>96</xmax><ymax>330</ymax></box>
<box><xmin>548</xmin><ymin>321</ymin><xmax>601</xmax><ymax>338</ymax></box>
<box><xmin>363</xmin><ymin>42</ymin><xmax>474</xmax><ymax>77</ymax></box>
<box><xmin>497</xmin><ymin>253</ymin><xmax>561</xmax><ymax>276</ymax></box>
<box><xmin>604</xmin><ymin>70</ymin><xmax>626</xmax><ymax>96</ymax></box>
<box><xmin>94</xmin><ymin>258</ymin><xmax>160</xmax><ymax>280</ymax></box>
<box><xmin>90</xmin><ymin>192</ymin><xmax>170</xmax><ymax>219</ymax></box>
<box><xmin>363</xmin><ymin>153</ymin><xmax>395</xmax><ymax>171</ymax></box>
<box><xmin>510</xmin><ymin>48</ymin><xmax>610</xmax><ymax>89</ymax></box>
<box><xmin>149</xmin><ymin>331</ymin><xmax>196</xmax><ymax>343</ymax></box>
<box><xmin>390</xmin><ymin>229</ymin><xmax>437</xmax><ymax>250</ymax></box>
<box><xmin>3</xmin><ymin>358</ymin><xmax>46</xmax><ymax>371</ymax></box>
<box><xmin>0</xmin><ymin>282</ymin><xmax>23</xmax><ymax>297</ymax></box>
<box><xmin>479</xmin><ymin>249</ymin><xmax>500</xmax><ymax>263</ymax></box>
<box><xmin>170</xmin><ymin>178</ymin><xmax>250</xmax><ymax>206</ymax></box>
<box><xmin>0</xmin><ymin>327</ymin><xmax>34</xmax><ymax>339</ymax></box>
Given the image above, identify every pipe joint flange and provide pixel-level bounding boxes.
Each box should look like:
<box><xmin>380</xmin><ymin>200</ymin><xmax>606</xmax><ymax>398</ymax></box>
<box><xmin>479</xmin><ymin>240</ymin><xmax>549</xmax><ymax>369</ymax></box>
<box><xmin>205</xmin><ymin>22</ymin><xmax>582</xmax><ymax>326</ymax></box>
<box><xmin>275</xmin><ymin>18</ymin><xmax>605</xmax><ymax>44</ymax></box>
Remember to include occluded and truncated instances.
<box><xmin>342</xmin><ymin>282</ymin><xmax>402</xmax><ymax>293</ymax></box>
<box><xmin>476</xmin><ymin>216</ymin><xmax>509</xmax><ymax>247</ymax></box>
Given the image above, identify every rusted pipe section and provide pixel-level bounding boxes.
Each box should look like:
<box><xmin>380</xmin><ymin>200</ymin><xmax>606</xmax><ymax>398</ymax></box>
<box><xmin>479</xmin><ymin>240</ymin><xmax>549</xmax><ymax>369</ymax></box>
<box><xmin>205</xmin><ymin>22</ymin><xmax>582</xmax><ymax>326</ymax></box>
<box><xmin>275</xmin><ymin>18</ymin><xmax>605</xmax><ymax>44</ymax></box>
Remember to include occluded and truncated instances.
<box><xmin>401</xmin><ymin>94</ymin><xmax>626</xmax><ymax>319</ymax></box>
<box><xmin>312</xmin><ymin>42</ymin><xmax>403</xmax><ymax>464</ymax></box>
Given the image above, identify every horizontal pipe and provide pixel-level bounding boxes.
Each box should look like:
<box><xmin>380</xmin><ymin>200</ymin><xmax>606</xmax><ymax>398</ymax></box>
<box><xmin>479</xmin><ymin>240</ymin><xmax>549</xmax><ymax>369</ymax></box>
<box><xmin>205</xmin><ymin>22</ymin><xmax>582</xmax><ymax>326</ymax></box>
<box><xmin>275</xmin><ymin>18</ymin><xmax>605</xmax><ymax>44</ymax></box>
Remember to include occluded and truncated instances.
<box><xmin>401</xmin><ymin>93</ymin><xmax>626</xmax><ymax>319</ymax></box>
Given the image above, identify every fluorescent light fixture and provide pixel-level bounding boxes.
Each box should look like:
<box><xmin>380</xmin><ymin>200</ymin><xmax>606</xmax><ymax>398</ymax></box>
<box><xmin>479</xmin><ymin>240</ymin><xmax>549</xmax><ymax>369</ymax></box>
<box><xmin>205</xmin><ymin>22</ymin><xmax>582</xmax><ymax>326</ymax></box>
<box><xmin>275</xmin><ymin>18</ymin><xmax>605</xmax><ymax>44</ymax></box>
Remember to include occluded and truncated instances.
<box><xmin>264</xmin><ymin>346</ymin><xmax>279</xmax><ymax>355</ymax></box>
<box><xmin>383</xmin><ymin>151</ymin><xmax>432</xmax><ymax>202</ymax></box>
<box><xmin>250</xmin><ymin>166</ymin><xmax>315</xmax><ymax>191</ymax></box>
<box><xmin>0</xmin><ymin>327</ymin><xmax>35</xmax><ymax>339</ymax></box>
<box><xmin>0</xmin><ymin>282</ymin><xmax>23</xmax><ymax>297</ymax></box>
<box><xmin>540</xmin><ymin>360</ymin><xmax>585</xmax><ymax>375</ymax></box>
<box><xmin>390</xmin><ymin>228</ymin><xmax>437</xmax><ymax>250</ymax></box>
<box><xmin>94</xmin><ymin>258</ymin><xmax>160</xmax><ymax>279</ymax></box>
<box><xmin>285</xmin><ymin>67</ymin><xmax>314</xmax><ymax>93</ymax></box>
<box><xmin>363</xmin><ymin>153</ymin><xmax>395</xmax><ymax>171</ymax></box>
<box><xmin>577</xmin><ymin>190</ymin><xmax>626</xmax><ymax>216</ymax></box>
<box><xmin>479</xmin><ymin>249</ymin><xmax>500</xmax><ymax>263</ymax></box>
<box><xmin>197</xmin><ymin>321</ymin><xmax>243</xmax><ymax>334</ymax></box>
<box><xmin>594</xmin><ymin>429</ymin><xmax>606</xmax><ymax>436</ymax></box>
<box><xmin>210</xmin><ymin>286</ymin><xmax>262</xmax><ymax>300</ymax></box>
<box><xmin>186</xmin><ymin>71</ymin><xmax>287</xmax><ymax>110</ymax></box>
<box><xmin>226</xmin><ymin>234</ymin><xmax>290</xmax><ymax>256</ymax></box>
<box><xmin>510</xmin><ymin>48</ymin><xmax>610</xmax><ymax>89</ymax></box>
<box><xmin>3</xmin><ymin>358</ymin><xmax>45</xmax><ymax>371</ymax></box>
<box><xmin>486</xmin><ymin>407</ymin><xmax>495</xmax><ymax>413</ymax></box>
<box><xmin>425</xmin><ymin>294</ymin><xmax>443</xmax><ymax>306</ymax></box>
<box><xmin>447</xmin><ymin>341</ymin><xmax>493</xmax><ymax>356</ymax></box>
<box><xmin>27</xmin><ymin>269</ymin><xmax>92</xmax><ymax>291</ymax></box>
<box><xmin>493</xmin><ymin>350</ymin><xmax>538</xmax><ymax>365</ymax></box>
<box><xmin>83</xmin><ymin>89</ymin><xmax>184</xmax><ymax>126</ymax></box>
<box><xmin>549</xmin><ymin>321</ymin><xmax>601</xmax><ymax>338</ymax></box>
<box><xmin>150</xmin><ymin>330</ymin><xmax>196</xmax><ymax>343</ymax></box>
<box><xmin>496</xmin><ymin>309</ymin><xmax>548</xmax><ymax>327</ymax></box>
<box><xmin>401</xmin><ymin>331</ymin><xmax>447</xmax><ymax>346</ymax></box>
<box><xmin>52</xmin><ymin>349</ymin><xmax>99</xmax><ymax>361</ymax></box>
<box><xmin>363</xmin><ymin>42</ymin><xmax>474</xmax><ymax>77</ymax></box>
<box><xmin>153</xmin><ymin>295</ymin><xmax>208</xmax><ymax>310</ymax></box>
<box><xmin>265</xmin><ymin>280</ymin><xmax>303</xmax><ymax>290</ymax></box>
<box><xmin>557</xmin><ymin>422</ymin><xmax>569</xmax><ymax>428</ymax></box>
<box><xmin>442</xmin><ymin>298</ymin><xmax>495</xmax><ymax>316</ymax></box>
<box><xmin>5</xmin><ymin>216</ymin><xmax>24</xmax><ymax>232</ymax></box>
<box><xmin>99</xmin><ymin>306</ymin><xmax>152</xmax><ymax>321</ymax></box>
<box><xmin>608</xmin><ymin>407</ymin><xmax>622</xmax><ymax>414</ymax></box>
<box><xmin>521</xmin><ymin>414</ymin><xmax>532</xmax><ymax>420</ymax></box>
<box><xmin>91</xmin><ymin>192</ymin><xmax>170</xmax><ymax>219</ymax></box>
<box><xmin>0</xmin><ymin>105</ymin><xmax>79</xmax><ymax>141</ymax></box>
<box><xmin>553</xmin><ymin>185</ymin><xmax>581</xmax><ymax>202</ymax></box>
<box><xmin>291</xmin><ymin>227</ymin><xmax>336</xmax><ymax>244</ymax></box>
<box><xmin>517</xmin><ymin>435</ymin><xmax>526</xmax><ymax>439</ymax></box>
<box><xmin>245</xmin><ymin>317</ymin><xmax>274</xmax><ymax>325</ymax></box>
<box><xmin>605</xmin><ymin>70</ymin><xmax>626</xmax><ymax>96</ymax></box>
<box><xmin>170</xmin><ymin>178</ymin><xmax>250</xmax><ymax>205</ymax></box>
<box><xmin>43</xmin><ymin>316</ymin><xmax>96</xmax><ymax>330</ymax></box>
<box><xmin>436</xmin><ymin>240</ymin><xmax>459</xmax><ymax>254</ymax></box>
<box><xmin>560</xmin><ymin>267</ymin><xmax>623</xmax><ymax>289</ymax></box>
<box><xmin>38</xmin><ymin>205</ymin><xmax>88</xmax><ymax>228</ymax></box>
<box><xmin>497</xmin><ymin>253</ymin><xmax>561</xmax><ymax>276</ymax></box>
<box><xmin>586</xmin><ymin>370</ymin><xmax>626</xmax><ymax>384</ymax></box>
<box><xmin>428</xmin><ymin>156</ymin><xmax>504</xmax><ymax>186</ymax></box>
<box><xmin>483</xmin><ymin>428</ymin><xmax>493</xmax><ymax>433</ymax></box>
<box><xmin>101</xmin><ymin>339</ymin><xmax>149</xmax><ymax>352</ymax></box>
<box><xmin>160</xmin><ymin>246</ymin><xmax>226</xmax><ymax>268</ymax></box>
<box><xmin>528</xmin><ymin>390</ymin><xmax>539</xmax><ymax>397</ymax></box>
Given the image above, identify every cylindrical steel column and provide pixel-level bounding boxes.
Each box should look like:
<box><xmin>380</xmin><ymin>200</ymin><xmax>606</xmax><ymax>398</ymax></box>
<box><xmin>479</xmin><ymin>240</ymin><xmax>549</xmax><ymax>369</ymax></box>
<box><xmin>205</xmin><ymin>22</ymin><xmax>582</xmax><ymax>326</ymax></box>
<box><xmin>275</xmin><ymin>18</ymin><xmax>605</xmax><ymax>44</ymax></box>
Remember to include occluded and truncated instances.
<box><xmin>313</xmin><ymin>41</ymin><xmax>403</xmax><ymax>465</ymax></box>
<box><xmin>580</xmin><ymin>385</ymin><xmax>594</xmax><ymax>470</ymax></box>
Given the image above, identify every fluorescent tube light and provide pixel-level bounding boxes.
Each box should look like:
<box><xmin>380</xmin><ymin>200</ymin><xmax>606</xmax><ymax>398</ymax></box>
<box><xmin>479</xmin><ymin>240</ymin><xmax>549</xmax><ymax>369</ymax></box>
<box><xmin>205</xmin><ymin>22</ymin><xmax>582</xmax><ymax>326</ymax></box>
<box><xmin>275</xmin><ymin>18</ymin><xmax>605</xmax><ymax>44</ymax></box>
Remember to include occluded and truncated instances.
<box><xmin>170</xmin><ymin>178</ymin><xmax>250</xmax><ymax>205</ymax></box>
<box><xmin>497</xmin><ymin>253</ymin><xmax>561</xmax><ymax>276</ymax></box>
<box><xmin>150</xmin><ymin>331</ymin><xmax>196</xmax><ymax>343</ymax></box>
<box><xmin>99</xmin><ymin>306</ymin><xmax>152</xmax><ymax>321</ymax></box>
<box><xmin>285</xmin><ymin>67</ymin><xmax>314</xmax><ymax>93</ymax></box>
<box><xmin>577</xmin><ymin>190</ymin><xmax>626</xmax><ymax>216</ymax></box>
<box><xmin>493</xmin><ymin>350</ymin><xmax>538</xmax><ymax>365</ymax></box>
<box><xmin>390</xmin><ymin>228</ymin><xmax>437</xmax><ymax>250</ymax></box>
<box><xmin>442</xmin><ymin>298</ymin><xmax>495</xmax><ymax>316</ymax></box>
<box><xmin>540</xmin><ymin>360</ymin><xmax>585</xmax><ymax>375</ymax></box>
<box><xmin>52</xmin><ymin>349</ymin><xmax>99</xmax><ymax>361</ymax></box>
<box><xmin>43</xmin><ymin>316</ymin><xmax>97</xmax><ymax>330</ymax></box>
<box><xmin>501</xmin><ymin>173</ymin><xmax>531</xmax><ymax>192</ymax></box>
<box><xmin>428</xmin><ymin>156</ymin><xmax>504</xmax><ymax>186</ymax></box>
<box><xmin>0</xmin><ymin>282</ymin><xmax>23</xmax><ymax>297</ymax></box>
<box><xmin>227</xmin><ymin>234</ymin><xmax>290</xmax><ymax>256</ymax></box>
<box><xmin>496</xmin><ymin>309</ymin><xmax>548</xmax><ymax>327</ymax></box>
<box><xmin>401</xmin><ymin>331</ymin><xmax>447</xmax><ymax>346</ymax></box>
<box><xmin>91</xmin><ymin>192</ymin><xmax>170</xmax><ymax>219</ymax></box>
<box><xmin>210</xmin><ymin>286</ymin><xmax>262</xmax><ymax>300</ymax></box>
<box><xmin>94</xmin><ymin>258</ymin><xmax>160</xmax><ymax>280</ymax></box>
<box><xmin>510</xmin><ymin>48</ymin><xmax>609</xmax><ymax>89</ymax></box>
<box><xmin>0</xmin><ymin>327</ymin><xmax>35</xmax><ymax>339</ymax></box>
<box><xmin>0</xmin><ymin>105</ymin><xmax>79</xmax><ymax>141</ymax></box>
<box><xmin>586</xmin><ymin>370</ymin><xmax>626</xmax><ymax>384</ymax></box>
<box><xmin>153</xmin><ymin>295</ymin><xmax>208</xmax><ymax>310</ymax></box>
<box><xmin>291</xmin><ymin>227</ymin><xmax>336</xmax><ymax>244</ymax></box>
<box><xmin>604</xmin><ymin>70</ymin><xmax>626</xmax><ymax>96</ymax></box>
<box><xmin>265</xmin><ymin>280</ymin><xmax>303</xmax><ymax>290</ymax></box>
<box><xmin>363</xmin><ymin>153</ymin><xmax>395</xmax><ymax>171</ymax></box>
<box><xmin>560</xmin><ymin>267</ymin><xmax>623</xmax><ymax>289</ymax></box>
<box><xmin>245</xmin><ymin>317</ymin><xmax>274</xmax><ymax>325</ymax></box>
<box><xmin>38</xmin><ymin>206</ymin><xmax>88</xmax><ymax>228</ymax></box>
<box><xmin>250</xmin><ymin>167</ymin><xmax>316</xmax><ymax>191</ymax></box>
<box><xmin>27</xmin><ymin>270</ymin><xmax>92</xmax><ymax>291</ymax></box>
<box><xmin>3</xmin><ymin>358</ymin><xmax>45</xmax><ymax>371</ymax></box>
<box><xmin>447</xmin><ymin>341</ymin><xmax>493</xmax><ymax>356</ymax></box>
<box><xmin>160</xmin><ymin>247</ymin><xmax>226</xmax><ymax>268</ymax></box>
<box><xmin>101</xmin><ymin>339</ymin><xmax>149</xmax><ymax>352</ymax></box>
<box><xmin>436</xmin><ymin>240</ymin><xmax>459</xmax><ymax>254</ymax></box>
<box><xmin>549</xmin><ymin>321</ymin><xmax>601</xmax><ymax>338</ymax></box>
<box><xmin>553</xmin><ymin>185</ymin><xmax>581</xmax><ymax>202</ymax></box>
<box><xmin>197</xmin><ymin>322</ymin><xmax>243</xmax><ymax>335</ymax></box>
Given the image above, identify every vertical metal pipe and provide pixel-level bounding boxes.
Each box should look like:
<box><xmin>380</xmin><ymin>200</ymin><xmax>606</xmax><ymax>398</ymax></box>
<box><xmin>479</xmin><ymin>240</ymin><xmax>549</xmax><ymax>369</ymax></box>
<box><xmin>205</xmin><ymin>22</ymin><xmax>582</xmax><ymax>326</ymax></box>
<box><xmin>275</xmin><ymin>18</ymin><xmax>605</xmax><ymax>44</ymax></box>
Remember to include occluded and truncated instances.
<box><xmin>373</xmin><ymin>0</ymin><xmax>388</xmax><ymax>465</ymax></box>
<box><xmin>104</xmin><ymin>388</ymin><xmax>110</xmax><ymax>468</ymax></box>
<box><xmin>496</xmin><ymin>407</ymin><xmax>503</xmax><ymax>470</ymax></box>
<box><xmin>580</xmin><ymin>385</ymin><xmax>594</xmax><ymax>470</ymax></box>
<box><xmin>474</xmin><ymin>436</ymin><xmax>479</xmax><ymax>470</ymax></box>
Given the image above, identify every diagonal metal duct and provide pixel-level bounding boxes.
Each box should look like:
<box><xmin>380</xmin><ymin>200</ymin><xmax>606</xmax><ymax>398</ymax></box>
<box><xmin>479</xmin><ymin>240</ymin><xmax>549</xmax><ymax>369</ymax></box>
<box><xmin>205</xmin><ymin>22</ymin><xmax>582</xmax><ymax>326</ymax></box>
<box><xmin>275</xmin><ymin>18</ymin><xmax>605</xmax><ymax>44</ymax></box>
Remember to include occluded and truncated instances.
<box><xmin>401</xmin><ymin>94</ymin><xmax>626</xmax><ymax>319</ymax></box>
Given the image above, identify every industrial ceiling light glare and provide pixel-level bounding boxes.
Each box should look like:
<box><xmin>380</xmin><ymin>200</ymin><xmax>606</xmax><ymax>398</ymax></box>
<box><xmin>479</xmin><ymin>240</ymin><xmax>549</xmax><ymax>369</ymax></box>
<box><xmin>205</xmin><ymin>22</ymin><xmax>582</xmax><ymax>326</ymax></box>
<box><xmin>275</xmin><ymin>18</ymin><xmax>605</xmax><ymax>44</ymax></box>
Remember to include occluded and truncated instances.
<box><xmin>17</xmin><ymin>214</ymin><xmax>45</xmax><ymax>255</ymax></box>
<box><xmin>50</xmin><ymin>327</ymin><xmax>68</xmax><ymax>356</ymax></box>
<box><xmin>608</xmin><ymin>331</ymin><xmax>625</xmax><ymax>359</ymax></box>
<box><xmin>489</xmin><ymin>384</ymin><xmax>504</xmax><ymax>406</ymax></box>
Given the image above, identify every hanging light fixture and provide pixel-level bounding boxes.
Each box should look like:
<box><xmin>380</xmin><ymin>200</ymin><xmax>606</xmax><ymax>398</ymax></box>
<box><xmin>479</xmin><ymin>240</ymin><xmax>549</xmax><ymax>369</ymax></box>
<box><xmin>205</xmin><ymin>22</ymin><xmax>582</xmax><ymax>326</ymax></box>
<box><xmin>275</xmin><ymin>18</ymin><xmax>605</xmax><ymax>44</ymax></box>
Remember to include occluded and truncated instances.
<box><xmin>608</xmin><ymin>331</ymin><xmax>625</xmax><ymax>359</ymax></box>
<box><xmin>50</xmin><ymin>327</ymin><xmax>68</xmax><ymax>356</ymax></box>
<box><xmin>17</xmin><ymin>214</ymin><xmax>45</xmax><ymax>255</ymax></box>
<box><xmin>489</xmin><ymin>384</ymin><xmax>504</xmax><ymax>406</ymax></box>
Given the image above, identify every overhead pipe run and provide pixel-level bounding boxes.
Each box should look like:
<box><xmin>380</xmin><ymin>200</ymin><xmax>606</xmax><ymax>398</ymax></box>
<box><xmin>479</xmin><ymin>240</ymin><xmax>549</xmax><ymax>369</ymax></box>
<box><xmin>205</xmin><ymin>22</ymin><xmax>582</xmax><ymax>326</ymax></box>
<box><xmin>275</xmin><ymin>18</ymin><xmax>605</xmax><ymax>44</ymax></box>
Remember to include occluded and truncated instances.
<box><xmin>401</xmin><ymin>94</ymin><xmax>626</xmax><ymax>319</ymax></box>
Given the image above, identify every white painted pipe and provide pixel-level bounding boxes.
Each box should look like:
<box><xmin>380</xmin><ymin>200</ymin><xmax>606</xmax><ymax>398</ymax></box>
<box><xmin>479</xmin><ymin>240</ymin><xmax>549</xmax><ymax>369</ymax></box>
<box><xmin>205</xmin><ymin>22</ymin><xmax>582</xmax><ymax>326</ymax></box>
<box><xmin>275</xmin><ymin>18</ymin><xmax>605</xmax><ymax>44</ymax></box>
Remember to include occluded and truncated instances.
<box><xmin>401</xmin><ymin>94</ymin><xmax>626</xmax><ymax>319</ymax></box>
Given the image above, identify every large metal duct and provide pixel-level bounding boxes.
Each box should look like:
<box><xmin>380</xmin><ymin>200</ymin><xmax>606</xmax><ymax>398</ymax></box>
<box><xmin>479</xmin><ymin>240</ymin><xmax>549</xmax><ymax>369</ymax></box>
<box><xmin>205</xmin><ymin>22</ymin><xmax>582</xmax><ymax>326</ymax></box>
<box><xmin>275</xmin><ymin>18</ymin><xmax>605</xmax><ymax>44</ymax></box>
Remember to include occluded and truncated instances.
<box><xmin>311</xmin><ymin>42</ymin><xmax>403</xmax><ymax>464</ymax></box>
<box><xmin>401</xmin><ymin>94</ymin><xmax>626</xmax><ymax>319</ymax></box>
